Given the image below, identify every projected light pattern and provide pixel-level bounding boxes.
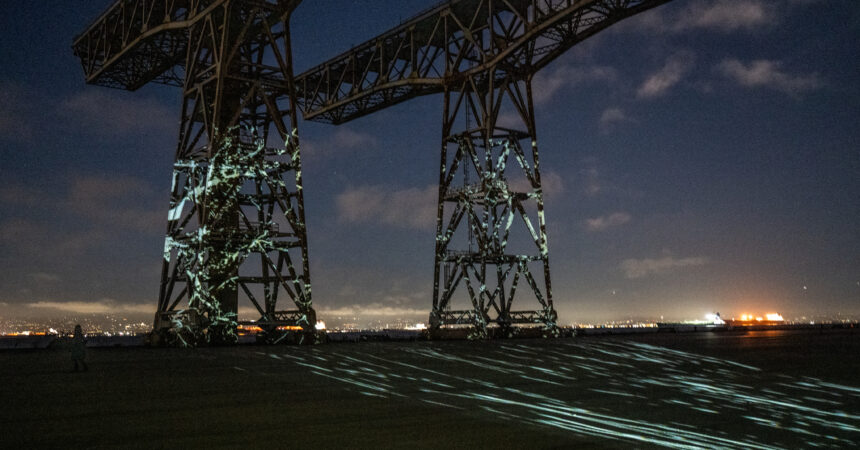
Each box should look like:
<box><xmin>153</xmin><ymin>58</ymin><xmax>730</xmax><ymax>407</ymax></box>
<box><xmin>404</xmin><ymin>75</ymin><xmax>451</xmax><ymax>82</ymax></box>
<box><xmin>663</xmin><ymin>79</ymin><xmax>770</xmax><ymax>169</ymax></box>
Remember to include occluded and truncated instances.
<box><xmin>431</xmin><ymin>120</ymin><xmax>557</xmax><ymax>336</ymax></box>
<box><xmin>424</xmin><ymin>31</ymin><xmax>563</xmax><ymax>338</ymax></box>
<box><xmin>81</xmin><ymin>0</ymin><xmax>324</xmax><ymax>346</ymax></box>
<box><xmin>160</xmin><ymin>128</ymin><xmax>313</xmax><ymax>346</ymax></box>
<box><xmin>166</xmin><ymin>132</ymin><xmax>252</xmax><ymax>345</ymax></box>
<box><xmin>249</xmin><ymin>340</ymin><xmax>859</xmax><ymax>447</ymax></box>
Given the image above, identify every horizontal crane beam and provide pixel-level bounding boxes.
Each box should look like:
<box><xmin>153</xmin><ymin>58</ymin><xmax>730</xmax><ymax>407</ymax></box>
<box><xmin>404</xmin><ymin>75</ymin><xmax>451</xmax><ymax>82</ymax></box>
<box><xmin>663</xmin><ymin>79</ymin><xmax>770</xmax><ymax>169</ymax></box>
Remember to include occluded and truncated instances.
<box><xmin>296</xmin><ymin>0</ymin><xmax>669</xmax><ymax>124</ymax></box>
<box><xmin>72</xmin><ymin>0</ymin><xmax>301</xmax><ymax>91</ymax></box>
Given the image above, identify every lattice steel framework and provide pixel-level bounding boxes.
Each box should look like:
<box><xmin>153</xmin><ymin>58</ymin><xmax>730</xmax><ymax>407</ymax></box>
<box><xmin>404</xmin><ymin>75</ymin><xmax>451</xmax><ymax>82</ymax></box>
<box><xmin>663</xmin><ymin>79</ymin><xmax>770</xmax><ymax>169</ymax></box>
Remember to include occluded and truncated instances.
<box><xmin>73</xmin><ymin>0</ymin><xmax>316</xmax><ymax>344</ymax></box>
<box><xmin>295</xmin><ymin>0</ymin><xmax>670</xmax><ymax>336</ymax></box>
<box><xmin>297</xmin><ymin>0</ymin><xmax>670</xmax><ymax>124</ymax></box>
<box><xmin>72</xmin><ymin>0</ymin><xmax>672</xmax><ymax>341</ymax></box>
<box><xmin>430</xmin><ymin>72</ymin><xmax>555</xmax><ymax>336</ymax></box>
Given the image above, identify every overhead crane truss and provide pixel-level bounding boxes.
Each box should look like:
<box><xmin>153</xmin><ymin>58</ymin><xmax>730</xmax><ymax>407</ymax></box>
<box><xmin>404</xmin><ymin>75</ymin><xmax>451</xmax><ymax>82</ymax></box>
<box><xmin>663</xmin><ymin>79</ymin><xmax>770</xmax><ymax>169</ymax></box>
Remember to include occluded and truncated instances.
<box><xmin>296</xmin><ymin>0</ymin><xmax>670</xmax><ymax>336</ymax></box>
<box><xmin>297</xmin><ymin>0</ymin><xmax>670</xmax><ymax>124</ymax></box>
<box><xmin>72</xmin><ymin>0</ymin><xmax>670</xmax><ymax>341</ymax></box>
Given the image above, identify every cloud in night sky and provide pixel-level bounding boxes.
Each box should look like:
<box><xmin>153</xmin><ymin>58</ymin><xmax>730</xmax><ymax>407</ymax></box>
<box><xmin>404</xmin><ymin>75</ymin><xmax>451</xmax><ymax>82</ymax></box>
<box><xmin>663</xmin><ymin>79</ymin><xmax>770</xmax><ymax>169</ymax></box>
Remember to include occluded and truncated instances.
<box><xmin>0</xmin><ymin>82</ymin><xmax>35</xmax><ymax>142</ymax></box>
<box><xmin>494</xmin><ymin>111</ymin><xmax>526</xmax><ymax>129</ymax></box>
<box><xmin>59</xmin><ymin>89</ymin><xmax>175</xmax><ymax>137</ymax></box>
<box><xmin>0</xmin><ymin>185</ymin><xmax>43</xmax><ymax>208</ymax></box>
<box><xmin>302</xmin><ymin>127</ymin><xmax>378</xmax><ymax>162</ymax></box>
<box><xmin>637</xmin><ymin>51</ymin><xmax>695</xmax><ymax>99</ymax></box>
<box><xmin>717</xmin><ymin>59</ymin><xmax>822</xmax><ymax>95</ymax></box>
<box><xmin>320</xmin><ymin>283</ymin><xmax>428</xmax><ymax>319</ymax></box>
<box><xmin>508</xmin><ymin>171</ymin><xmax>565</xmax><ymax>200</ymax></box>
<box><xmin>29</xmin><ymin>272</ymin><xmax>61</xmax><ymax>283</ymax></box>
<box><xmin>675</xmin><ymin>0</ymin><xmax>772</xmax><ymax>31</ymax></box>
<box><xmin>319</xmin><ymin>304</ymin><xmax>426</xmax><ymax>318</ymax></box>
<box><xmin>637</xmin><ymin>0</ymin><xmax>774</xmax><ymax>33</ymax></box>
<box><xmin>0</xmin><ymin>175</ymin><xmax>162</xmax><ymax>267</ymax></box>
<box><xmin>599</xmin><ymin>107</ymin><xmax>633</xmax><ymax>132</ymax></box>
<box><xmin>620</xmin><ymin>255</ymin><xmax>710</xmax><ymax>279</ymax></box>
<box><xmin>336</xmin><ymin>184</ymin><xmax>438</xmax><ymax>230</ymax></box>
<box><xmin>586</xmin><ymin>212</ymin><xmax>632</xmax><ymax>232</ymax></box>
<box><xmin>329</xmin><ymin>127</ymin><xmax>377</xmax><ymax>148</ymax></box>
<box><xmin>542</xmin><ymin>171</ymin><xmax>565</xmax><ymax>197</ymax></box>
<box><xmin>0</xmin><ymin>217</ymin><xmax>95</xmax><ymax>264</ymax></box>
<box><xmin>27</xmin><ymin>300</ymin><xmax>153</xmax><ymax>315</ymax></box>
<box><xmin>582</xmin><ymin>166</ymin><xmax>603</xmax><ymax>196</ymax></box>
<box><xmin>577</xmin><ymin>159</ymin><xmax>633</xmax><ymax>199</ymax></box>
<box><xmin>532</xmin><ymin>64</ymin><xmax>617</xmax><ymax>104</ymax></box>
<box><xmin>63</xmin><ymin>175</ymin><xmax>163</xmax><ymax>233</ymax></box>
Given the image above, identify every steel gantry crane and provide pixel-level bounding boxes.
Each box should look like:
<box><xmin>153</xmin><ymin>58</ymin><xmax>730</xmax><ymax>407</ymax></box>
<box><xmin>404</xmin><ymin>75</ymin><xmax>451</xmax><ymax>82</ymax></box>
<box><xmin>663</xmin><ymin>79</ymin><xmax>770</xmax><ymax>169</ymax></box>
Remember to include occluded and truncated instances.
<box><xmin>73</xmin><ymin>0</ymin><xmax>317</xmax><ymax>345</ymax></box>
<box><xmin>296</xmin><ymin>0</ymin><xmax>670</xmax><ymax>337</ymax></box>
<box><xmin>72</xmin><ymin>0</ymin><xmax>671</xmax><ymax>343</ymax></box>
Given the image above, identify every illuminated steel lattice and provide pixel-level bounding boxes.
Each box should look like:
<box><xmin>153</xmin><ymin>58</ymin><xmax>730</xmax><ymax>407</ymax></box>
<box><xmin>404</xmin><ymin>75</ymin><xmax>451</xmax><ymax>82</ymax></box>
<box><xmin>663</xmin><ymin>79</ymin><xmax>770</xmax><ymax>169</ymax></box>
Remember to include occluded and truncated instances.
<box><xmin>73</xmin><ymin>0</ymin><xmax>316</xmax><ymax>345</ymax></box>
<box><xmin>73</xmin><ymin>0</ymin><xmax>675</xmax><ymax>342</ymax></box>
<box><xmin>431</xmin><ymin>74</ymin><xmax>556</xmax><ymax>337</ymax></box>
<box><xmin>160</xmin><ymin>130</ymin><xmax>315</xmax><ymax>345</ymax></box>
<box><xmin>295</xmin><ymin>1</ymin><xmax>673</xmax><ymax>337</ymax></box>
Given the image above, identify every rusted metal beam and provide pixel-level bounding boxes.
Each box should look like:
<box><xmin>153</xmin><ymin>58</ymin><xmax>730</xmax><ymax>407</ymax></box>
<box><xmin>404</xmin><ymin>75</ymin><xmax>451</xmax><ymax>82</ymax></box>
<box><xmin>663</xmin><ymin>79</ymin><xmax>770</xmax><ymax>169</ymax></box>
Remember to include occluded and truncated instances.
<box><xmin>296</xmin><ymin>0</ymin><xmax>670</xmax><ymax>124</ymax></box>
<box><xmin>72</xmin><ymin>0</ymin><xmax>302</xmax><ymax>90</ymax></box>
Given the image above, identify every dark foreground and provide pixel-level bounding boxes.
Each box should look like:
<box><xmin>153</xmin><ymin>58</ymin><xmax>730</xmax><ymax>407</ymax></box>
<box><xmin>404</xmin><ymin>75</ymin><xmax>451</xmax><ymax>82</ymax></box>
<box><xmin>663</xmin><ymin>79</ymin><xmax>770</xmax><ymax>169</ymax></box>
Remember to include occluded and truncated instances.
<box><xmin>2</xmin><ymin>329</ymin><xmax>858</xmax><ymax>448</ymax></box>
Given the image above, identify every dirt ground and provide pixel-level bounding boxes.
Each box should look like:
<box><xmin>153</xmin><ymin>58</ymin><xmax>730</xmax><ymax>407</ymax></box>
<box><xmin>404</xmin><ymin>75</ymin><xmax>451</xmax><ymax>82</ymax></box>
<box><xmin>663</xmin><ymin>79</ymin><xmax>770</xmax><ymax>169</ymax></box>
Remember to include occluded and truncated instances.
<box><xmin>1</xmin><ymin>329</ymin><xmax>858</xmax><ymax>448</ymax></box>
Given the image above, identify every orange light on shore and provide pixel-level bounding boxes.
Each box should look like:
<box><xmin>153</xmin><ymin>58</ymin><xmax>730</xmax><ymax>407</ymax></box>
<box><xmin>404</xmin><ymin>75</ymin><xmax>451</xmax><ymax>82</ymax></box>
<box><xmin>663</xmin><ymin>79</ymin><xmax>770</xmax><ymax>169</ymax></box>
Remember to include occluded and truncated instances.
<box><xmin>737</xmin><ymin>313</ymin><xmax>783</xmax><ymax>322</ymax></box>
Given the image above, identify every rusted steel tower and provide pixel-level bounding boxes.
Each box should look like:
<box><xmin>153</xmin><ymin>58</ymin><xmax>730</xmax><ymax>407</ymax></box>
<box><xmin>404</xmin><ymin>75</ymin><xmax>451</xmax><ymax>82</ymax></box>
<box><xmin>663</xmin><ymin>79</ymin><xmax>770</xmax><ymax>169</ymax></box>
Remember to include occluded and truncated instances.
<box><xmin>297</xmin><ymin>0</ymin><xmax>670</xmax><ymax>337</ymax></box>
<box><xmin>72</xmin><ymin>0</ymin><xmax>670</xmax><ymax>342</ymax></box>
<box><xmin>73</xmin><ymin>0</ymin><xmax>316</xmax><ymax>344</ymax></box>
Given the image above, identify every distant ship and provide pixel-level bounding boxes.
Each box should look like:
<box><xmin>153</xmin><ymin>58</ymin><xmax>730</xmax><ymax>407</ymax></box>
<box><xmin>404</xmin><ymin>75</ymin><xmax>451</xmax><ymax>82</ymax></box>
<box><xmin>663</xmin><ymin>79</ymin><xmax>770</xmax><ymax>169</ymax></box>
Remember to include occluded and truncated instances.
<box><xmin>656</xmin><ymin>312</ymin><xmax>726</xmax><ymax>331</ymax></box>
<box><xmin>657</xmin><ymin>312</ymin><xmax>787</xmax><ymax>331</ymax></box>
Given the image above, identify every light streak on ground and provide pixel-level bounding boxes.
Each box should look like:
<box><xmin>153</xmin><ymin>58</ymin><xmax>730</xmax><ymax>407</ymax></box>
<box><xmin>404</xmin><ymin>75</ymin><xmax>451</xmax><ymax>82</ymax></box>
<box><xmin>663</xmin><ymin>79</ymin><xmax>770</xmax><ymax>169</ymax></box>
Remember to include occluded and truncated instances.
<box><xmin>244</xmin><ymin>339</ymin><xmax>859</xmax><ymax>448</ymax></box>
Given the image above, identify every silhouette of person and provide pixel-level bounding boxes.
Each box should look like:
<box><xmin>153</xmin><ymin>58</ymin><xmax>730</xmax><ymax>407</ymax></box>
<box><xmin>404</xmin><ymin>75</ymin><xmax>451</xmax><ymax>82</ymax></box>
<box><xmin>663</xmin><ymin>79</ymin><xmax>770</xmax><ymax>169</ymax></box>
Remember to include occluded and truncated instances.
<box><xmin>71</xmin><ymin>324</ymin><xmax>88</xmax><ymax>372</ymax></box>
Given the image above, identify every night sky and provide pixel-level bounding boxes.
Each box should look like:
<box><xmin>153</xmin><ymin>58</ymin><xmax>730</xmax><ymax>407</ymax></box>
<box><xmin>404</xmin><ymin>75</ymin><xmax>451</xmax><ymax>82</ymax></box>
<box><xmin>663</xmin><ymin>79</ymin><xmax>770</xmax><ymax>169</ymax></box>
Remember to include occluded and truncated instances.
<box><xmin>0</xmin><ymin>0</ymin><xmax>857</xmax><ymax>325</ymax></box>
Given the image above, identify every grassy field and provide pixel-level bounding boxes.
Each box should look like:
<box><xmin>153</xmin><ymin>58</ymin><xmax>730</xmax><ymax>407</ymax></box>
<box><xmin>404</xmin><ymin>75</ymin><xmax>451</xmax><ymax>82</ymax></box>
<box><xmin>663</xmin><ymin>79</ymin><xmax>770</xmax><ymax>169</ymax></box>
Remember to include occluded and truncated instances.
<box><xmin>1</xmin><ymin>329</ymin><xmax>858</xmax><ymax>448</ymax></box>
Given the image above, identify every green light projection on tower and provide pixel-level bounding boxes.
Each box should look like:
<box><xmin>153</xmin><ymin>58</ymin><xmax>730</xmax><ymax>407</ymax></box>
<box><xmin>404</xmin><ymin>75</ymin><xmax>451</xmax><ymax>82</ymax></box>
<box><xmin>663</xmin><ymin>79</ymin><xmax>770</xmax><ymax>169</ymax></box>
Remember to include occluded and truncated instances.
<box><xmin>162</xmin><ymin>128</ymin><xmax>307</xmax><ymax>346</ymax></box>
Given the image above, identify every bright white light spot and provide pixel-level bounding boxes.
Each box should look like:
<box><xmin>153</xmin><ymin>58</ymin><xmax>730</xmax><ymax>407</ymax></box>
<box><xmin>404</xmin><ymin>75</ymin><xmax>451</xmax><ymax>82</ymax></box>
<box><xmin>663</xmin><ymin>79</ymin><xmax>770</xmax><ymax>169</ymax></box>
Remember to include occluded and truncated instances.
<box><xmin>315</xmin><ymin>320</ymin><xmax>326</xmax><ymax>330</ymax></box>
<box><xmin>705</xmin><ymin>313</ymin><xmax>725</xmax><ymax>325</ymax></box>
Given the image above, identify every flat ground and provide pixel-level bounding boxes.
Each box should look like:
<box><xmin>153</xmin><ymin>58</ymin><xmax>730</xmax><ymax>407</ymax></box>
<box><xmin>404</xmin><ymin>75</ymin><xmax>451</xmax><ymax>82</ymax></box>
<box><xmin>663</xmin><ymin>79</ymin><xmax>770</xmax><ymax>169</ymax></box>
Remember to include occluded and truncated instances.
<box><xmin>1</xmin><ymin>329</ymin><xmax>858</xmax><ymax>448</ymax></box>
